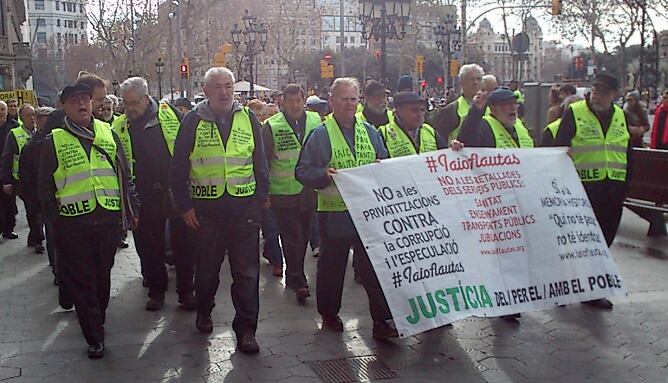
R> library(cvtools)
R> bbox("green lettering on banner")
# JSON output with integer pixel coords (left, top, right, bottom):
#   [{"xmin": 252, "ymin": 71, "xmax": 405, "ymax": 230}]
[{"xmin": 405, "ymin": 284, "xmax": 493, "ymax": 325}]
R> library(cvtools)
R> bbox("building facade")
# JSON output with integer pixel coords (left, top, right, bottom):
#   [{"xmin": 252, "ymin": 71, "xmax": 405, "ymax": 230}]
[
  {"xmin": 27, "ymin": 0, "xmax": 87, "ymax": 100},
  {"xmin": 0, "ymin": 0, "xmax": 32, "ymax": 90}
]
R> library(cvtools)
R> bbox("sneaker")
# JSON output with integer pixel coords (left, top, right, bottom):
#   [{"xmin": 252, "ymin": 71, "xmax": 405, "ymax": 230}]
[
  {"xmin": 2, "ymin": 232, "xmax": 18, "ymax": 240},
  {"xmin": 295, "ymin": 287, "xmax": 310, "ymax": 303},
  {"xmin": 372, "ymin": 321, "xmax": 399, "ymax": 340},
  {"xmin": 237, "ymin": 333, "xmax": 260, "ymax": 354},
  {"xmin": 196, "ymin": 312, "xmax": 213, "ymax": 334},
  {"xmin": 321, "ymin": 315, "xmax": 344, "ymax": 332},
  {"xmin": 178, "ymin": 294, "xmax": 197, "ymax": 311},
  {"xmin": 582, "ymin": 299, "xmax": 613, "ymax": 310},
  {"xmin": 145, "ymin": 296, "xmax": 165, "ymax": 311},
  {"xmin": 87, "ymin": 342, "xmax": 104, "ymax": 359}
]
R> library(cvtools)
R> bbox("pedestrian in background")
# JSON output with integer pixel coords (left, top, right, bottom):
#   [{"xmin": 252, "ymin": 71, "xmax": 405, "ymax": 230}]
[
  {"xmin": 624, "ymin": 90, "xmax": 650, "ymax": 147},
  {"xmin": 651, "ymin": 89, "xmax": 668, "ymax": 150}
]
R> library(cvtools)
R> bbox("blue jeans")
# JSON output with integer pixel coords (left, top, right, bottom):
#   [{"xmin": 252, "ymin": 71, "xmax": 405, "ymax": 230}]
[{"xmin": 262, "ymin": 207, "xmax": 283, "ymax": 266}]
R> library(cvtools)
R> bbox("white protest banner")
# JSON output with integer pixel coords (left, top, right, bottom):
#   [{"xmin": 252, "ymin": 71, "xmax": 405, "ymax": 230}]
[{"xmin": 333, "ymin": 147, "xmax": 626, "ymax": 338}]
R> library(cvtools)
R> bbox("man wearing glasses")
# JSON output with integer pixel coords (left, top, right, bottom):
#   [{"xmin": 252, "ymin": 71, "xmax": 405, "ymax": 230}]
[
  {"xmin": 550, "ymin": 73, "xmax": 631, "ymax": 310},
  {"xmin": 378, "ymin": 92, "xmax": 447, "ymax": 157}
]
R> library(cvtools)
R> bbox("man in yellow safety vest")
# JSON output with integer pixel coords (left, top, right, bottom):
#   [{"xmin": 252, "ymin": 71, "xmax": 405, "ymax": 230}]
[{"xmin": 433, "ymin": 63, "xmax": 484, "ymax": 143}]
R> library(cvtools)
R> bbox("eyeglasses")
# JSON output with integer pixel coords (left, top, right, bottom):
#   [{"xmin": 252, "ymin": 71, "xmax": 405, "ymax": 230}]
[{"xmin": 102, "ymin": 107, "xmax": 112, "ymax": 111}]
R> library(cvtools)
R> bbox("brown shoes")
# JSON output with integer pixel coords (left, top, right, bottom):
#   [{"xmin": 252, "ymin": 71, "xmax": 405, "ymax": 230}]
[
  {"xmin": 237, "ymin": 333, "xmax": 260, "ymax": 353},
  {"xmin": 372, "ymin": 321, "xmax": 399, "ymax": 340},
  {"xmin": 321, "ymin": 315, "xmax": 344, "ymax": 332}
]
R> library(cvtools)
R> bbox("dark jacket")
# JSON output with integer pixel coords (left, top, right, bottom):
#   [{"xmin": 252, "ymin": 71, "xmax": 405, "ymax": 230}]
[
  {"xmin": 432, "ymin": 100, "xmax": 461, "ymax": 141},
  {"xmin": 1, "ymin": 126, "xmax": 32, "ymax": 185},
  {"xmin": 262, "ymin": 112, "xmax": 316, "ymax": 210},
  {"xmin": 295, "ymin": 116, "xmax": 388, "ymax": 238},
  {"xmin": 384, "ymin": 117, "xmax": 448, "ymax": 154},
  {"xmin": 0, "ymin": 119, "xmax": 19, "ymax": 184},
  {"xmin": 361, "ymin": 106, "xmax": 391, "ymax": 127},
  {"xmin": 170, "ymin": 100, "xmax": 268, "ymax": 219},
  {"xmin": 38, "ymin": 117, "xmax": 139, "ymax": 226},
  {"xmin": 125, "ymin": 98, "xmax": 183, "ymax": 211}
]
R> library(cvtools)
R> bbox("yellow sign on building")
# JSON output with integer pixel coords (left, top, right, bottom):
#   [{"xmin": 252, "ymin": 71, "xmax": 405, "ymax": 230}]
[{"xmin": 0, "ymin": 90, "xmax": 38, "ymax": 107}]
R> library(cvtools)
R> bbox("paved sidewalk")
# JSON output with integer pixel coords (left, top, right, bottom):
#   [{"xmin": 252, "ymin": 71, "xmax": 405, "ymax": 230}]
[{"xmin": 1, "ymin": 207, "xmax": 667, "ymax": 382}]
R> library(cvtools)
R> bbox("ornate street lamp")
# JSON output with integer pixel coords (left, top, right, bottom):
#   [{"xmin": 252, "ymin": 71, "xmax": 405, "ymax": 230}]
[
  {"xmin": 155, "ymin": 58, "xmax": 165, "ymax": 100},
  {"xmin": 434, "ymin": 13, "xmax": 461, "ymax": 88},
  {"xmin": 359, "ymin": 0, "xmax": 412, "ymax": 86},
  {"xmin": 231, "ymin": 10, "xmax": 268, "ymax": 96}
]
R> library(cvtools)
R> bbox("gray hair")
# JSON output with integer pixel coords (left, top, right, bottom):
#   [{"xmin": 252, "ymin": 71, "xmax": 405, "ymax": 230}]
[
  {"xmin": 120, "ymin": 77, "xmax": 149, "ymax": 97},
  {"xmin": 330, "ymin": 77, "xmax": 360, "ymax": 96},
  {"xmin": 482, "ymin": 74, "xmax": 497, "ymax": 84},
  {"xmin": 0, "ymin": 101, "xmax": 7, "ymax": 108},
  {"xmin": 459, "ymin": 63, "xmax": 484, "ymax": 79},
  {"xmin": 204, "ymin": 67, "xmax": 235, "ymax": 87},
  {"xmin": 107, "ymin": 94, "xmax": 119, "ymax": 107}
]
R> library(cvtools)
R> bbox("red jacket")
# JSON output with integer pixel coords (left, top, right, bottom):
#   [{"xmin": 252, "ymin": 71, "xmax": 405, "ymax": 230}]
[{"xmin": 651, "ymin": 103, "xmax": 668, "ymax": 149}]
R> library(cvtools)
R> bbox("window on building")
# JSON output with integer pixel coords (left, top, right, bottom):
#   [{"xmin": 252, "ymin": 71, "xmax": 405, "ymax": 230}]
[
  {"xmin": 66, "ymin": 2, "xmax": 72, "ymax": 12},
  {"xmin": 36, "ymin": 18, "xmax": 46, "ymax": 27},
  {"xmin": 57, "ymin": 32, "xmax": 61, "ymax": 43},
  {"xmin": 57, "ymin": 19, "xmax": 60, "ymax": 27},
  {"xmin": 35, "ymin": 0, "xmax": 45, "ymax": 10},
  {"xmin": 81, "ymin": 21, "xmax": 85, "ymax": 29},
  {"xmin": 36, "ymin": 31, "xmax": 46, "ymax": 44},
  {"xmin": 80, "ymin": 3, "xmax": 84, "ymax": 13},
  {"xmin": 56, "ymin": 1, "xmax": 60, "ymax": 10},
  {"xmin": 350, "ymin": 36, "xmax": 355, "ymax": 44},
  {"xmin": 74, "ymin": 34, "xmax": 78, "ymax": 44}
]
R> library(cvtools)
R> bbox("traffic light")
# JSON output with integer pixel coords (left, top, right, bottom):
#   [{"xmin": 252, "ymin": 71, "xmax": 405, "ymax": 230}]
[
  {"xmin": 551, "ymin": 0, "xmax": 562, "ymax": 15},
  {"xmin": 420, "ymin": 80, "xmax": 427, "ymax": 89},
  {"xmin": 437, "ymin": 76, "xmax": 444, "ymax": 86},
  {"xmin": 180, "ymin": 63, "xmax": 189, "ymax": 79},
  {"xmin": 415, "ymin": 55, "xmax": 425, "ymax": 76}
]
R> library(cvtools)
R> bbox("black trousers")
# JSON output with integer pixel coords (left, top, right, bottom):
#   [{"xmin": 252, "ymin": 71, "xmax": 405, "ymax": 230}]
[
  {"xmin": 20, "ymin": 196, "xmax": 44, "ymax": 246},
  {"xmin": 273, "ymin": 207, "xmax": 312, "ymax": 289},
  {"xmin": 586, "ymin": 183, "xmax": 626, "ymax": 247},
  {"xmin": 0, "ymin": 192, "xmax": 16, "ymax": 235},
  {"xmin": 191, "ymin": 214, "xmax": 260, "ymax": 336},
  {"xmin": 316, "ymin": 231, "xmax": 392, "ymax": 323},
  {"xmin": 133, "ymin": 207, "xmax": 194, "ymax": 298},
  {"xmin": 55, "ymin": 220, "xmax": 117, "ymax": 346}
]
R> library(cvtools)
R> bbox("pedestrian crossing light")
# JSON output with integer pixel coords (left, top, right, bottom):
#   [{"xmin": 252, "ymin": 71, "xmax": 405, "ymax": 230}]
[
  {"xmin": 551, "ymin": 0, "xmax": 562, "ymax": 15},
  {"xmin": 180, "ymin": 63, "xmax": 189, "ymax": 79}
]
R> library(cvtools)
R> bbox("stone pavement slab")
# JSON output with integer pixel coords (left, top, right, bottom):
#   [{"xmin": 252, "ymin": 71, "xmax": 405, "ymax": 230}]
[{"xmin": 1, "ymin": 207, "xmax": 667, "ymax": 382}]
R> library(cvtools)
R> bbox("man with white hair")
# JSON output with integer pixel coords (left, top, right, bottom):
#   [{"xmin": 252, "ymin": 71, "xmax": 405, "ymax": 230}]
[
  {"xmin": 112, "ymin": 77, "xmax": 194, "ymax": 312},
  {"xmin": 296, "ymin": 77, "xmax": 397, "ymax": 340},
  {"xmin": 433, "ymin": 63, "xmax": 484, "ymax": 143},
  {"xmin": 481, "ymin": 74, "xmax": 498, "ymax": 93},
  {"xmin": 170, "ymin": 67, "xmax": 268, "ymax": 353}
]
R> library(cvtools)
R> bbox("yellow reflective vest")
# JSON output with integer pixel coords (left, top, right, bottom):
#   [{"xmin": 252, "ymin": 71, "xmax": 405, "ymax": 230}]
[
  {"xmin": 52, "ymin": 120, "xmax": 121, "ymax": 217},
  {"xmin": 483, "ymin": 115, "xmax": 534, "ymax": 148},
  {"xmin": 378, "ymin": 121, "xmax": 437, "ymax": 157},
  {"xmin": 570, "ymin": 100, "xmax": 629, "ymax": 182},
  {"xmin": 9, "ymin": 126, "xmax": 31, "ymax": 180},
  {"xmin": 267, "ymin": 111, "xmax": 321, "ymax": 196},
  {"xmin": 449, "ymin": 96, "xmax": 470, "ymax": 143},
  {"xmin": 317, "ymin": 118, "xmax": 376, "ymax": 212},
  {"xmin": 189, "ymin": 108, "xmax": 256, "ymax": 199}
]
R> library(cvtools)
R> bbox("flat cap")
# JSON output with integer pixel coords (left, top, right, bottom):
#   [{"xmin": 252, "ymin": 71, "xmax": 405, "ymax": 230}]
[
  {"xmin": 60, "ymin": 83, "xmax": 93, "ymax": 103},
  {"xmin": 592, "ymin": 72, "xmax": 620, "ymax": 91},
  {"xmin": 486, "ymin": 88, "xmax": 517, "ymax": 105},
  {"xmin": 306, "ymin": 95, "xmax": 328, "ymax": 106},
  {"xmin": 393, "ymin": 92, "xmax": 426, "ymax": 107}
]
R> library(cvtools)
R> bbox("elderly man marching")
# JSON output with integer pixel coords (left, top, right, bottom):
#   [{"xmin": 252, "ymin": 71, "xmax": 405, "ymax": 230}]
[
  {"xmin": 433, "ymin": 64, "xmax": 484, "ymax": 143},
  {"xmin": 262, "ymin": 84, "xmax": 321, "ymax": 303},
  {"xmin": 296, "ymin": 77, "xmax": 398, "ymax": 339},
  {"xmin": 170, "ymin": 67, "xmax": 268, "ymax": 353},
  {"xmin": 112, "ymin": 77, "xmax": 195, "ymax": 312},
  {"xmin": 38, "ymin": 83, "xmax": 138, "ymax": 358}
]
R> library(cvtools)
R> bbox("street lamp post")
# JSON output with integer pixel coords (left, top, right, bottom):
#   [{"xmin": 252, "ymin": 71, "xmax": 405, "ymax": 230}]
[
  {"xmin": 231, "ymin": 10, "xmax": 268, "ymax": 97},
  {"xmin": 434, "ymin": 14, "xmax": 461, "ymax": 89},
  {"xmin": 359, "ymin": 0, "xmax": 411, "ymax": 86},
  {"xmin": 155, "ymin": 58, "xmax": 165, "ymax": 100}
]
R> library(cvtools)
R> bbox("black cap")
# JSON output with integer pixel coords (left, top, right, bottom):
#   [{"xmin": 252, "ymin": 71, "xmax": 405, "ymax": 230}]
[
  {"xmin": 393, "ymin": 92, "xmax": 426, "ymax": 107},
  {"xmin": 173, "ymin": 98, "xmax": 193, "ymax": 110},
  {"xmin": 364, "ymin": 80, "xmax": 388, "ymax": 97},
  {"xmin": 592, "ymin": 72, "xmax": 620, "ymax": 91},
  {"xmin": 486, "ymin": 89, "xmax": 517, "ymax": 105},
  {"xmin": 60, "ymin": 83, "xmax": 92, "ymax": 103}
]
